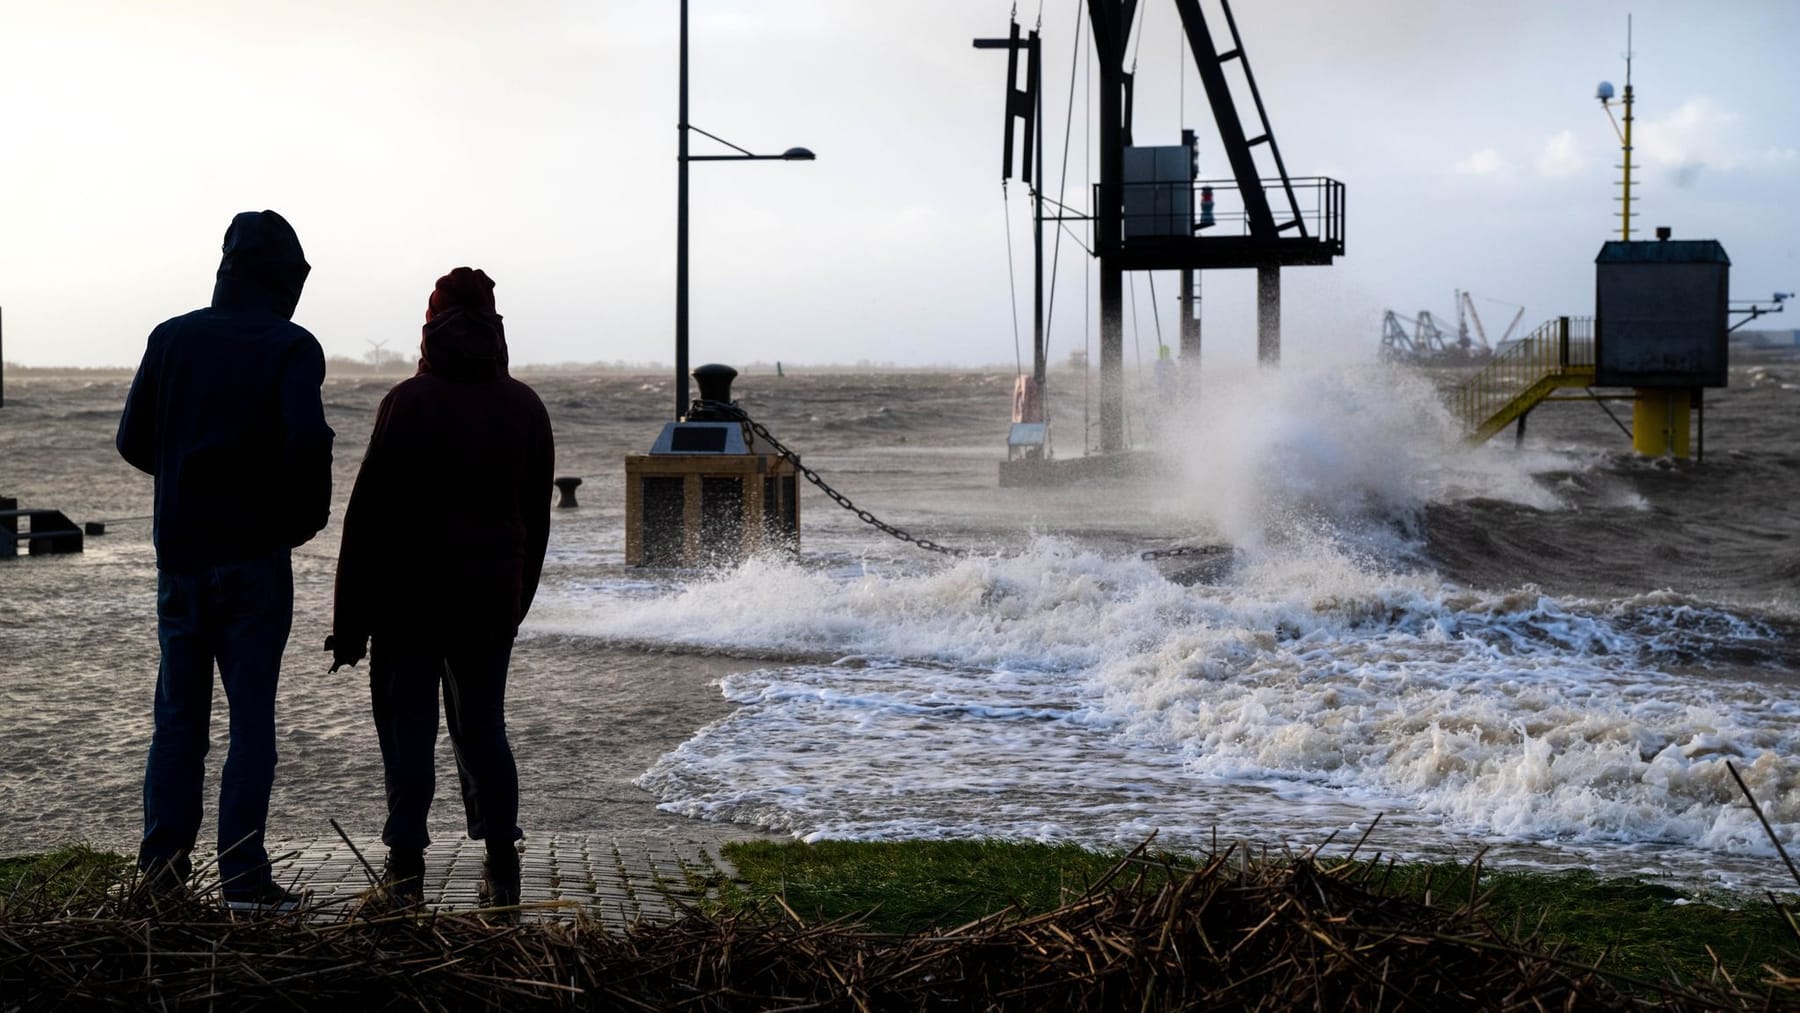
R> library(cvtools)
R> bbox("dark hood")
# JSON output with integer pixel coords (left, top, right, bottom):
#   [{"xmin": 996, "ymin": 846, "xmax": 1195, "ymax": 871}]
[
  {"xmin": 419, "ymin": 308, "xmax": 509, "ymax": 382},
  {"xmin": 210, "ymin": 210, "xmax": 310, "ymax": 319}
]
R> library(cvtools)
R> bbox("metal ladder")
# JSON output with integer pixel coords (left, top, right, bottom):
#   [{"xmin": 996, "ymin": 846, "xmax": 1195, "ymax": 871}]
[{"xmin": 1174, "ymin": 0, "xmax": 1309, "ymax": 239}]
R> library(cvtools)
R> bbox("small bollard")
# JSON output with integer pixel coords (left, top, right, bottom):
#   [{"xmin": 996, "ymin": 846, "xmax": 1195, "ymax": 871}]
[
  {"xmin": 554, "ymin": 476, "xmax": 582, "ymax": 509},
  {"xmin": 84, "ymin": 522, "xmax": 106, "ymax": 536}
]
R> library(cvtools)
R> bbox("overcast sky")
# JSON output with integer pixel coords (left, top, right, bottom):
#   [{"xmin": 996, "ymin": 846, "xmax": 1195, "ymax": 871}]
[{"xmin": 1, "ymin": 1, "xmax": 1795, "ymax": 370}]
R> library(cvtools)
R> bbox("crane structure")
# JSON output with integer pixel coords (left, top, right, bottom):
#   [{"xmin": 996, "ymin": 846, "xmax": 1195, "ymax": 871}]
[
  {"xmin": 1380, "ymin": 291, "xmax": 1525, "ymax": 365},
  {"xmin": 986, "ymin": 0, "xmax": 1346, "ymax": 486},
  {"xmin": 1380, "ymin": 310, "xmax": 1461, "ymax": 362},
  {"xmin": 1460, "ymin": 291, "xmax": 1526, "ymax": 351}
]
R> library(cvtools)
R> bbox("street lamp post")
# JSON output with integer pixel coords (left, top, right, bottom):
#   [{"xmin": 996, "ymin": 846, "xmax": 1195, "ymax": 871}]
[{"xmin": 674, "ymin": 0, "xmax": 814, "ymax": 420}]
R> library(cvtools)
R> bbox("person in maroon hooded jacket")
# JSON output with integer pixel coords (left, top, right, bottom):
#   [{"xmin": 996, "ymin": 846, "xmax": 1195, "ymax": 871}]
[{"xmin": 330, "ymin": 267, "xmax": 554, "ymax": 910}]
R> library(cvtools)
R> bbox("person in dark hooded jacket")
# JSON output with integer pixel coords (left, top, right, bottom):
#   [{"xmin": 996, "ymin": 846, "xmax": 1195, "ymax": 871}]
[
  {"xmin": 117, "ymin": 209, "xmax": 333, "ymax": 912},
  {"xmin": 330, "ymin": 267, "xmax": 554, "ymax": 909}
]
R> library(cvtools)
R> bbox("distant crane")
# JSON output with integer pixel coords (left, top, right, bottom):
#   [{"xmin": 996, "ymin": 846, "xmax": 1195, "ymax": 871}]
[
  {"xmin": 1380, "ymin": 310, "xmax": 1460, "ymax": 361},
  {"xmin": 1381, "ymin": 290, "xmax": 1526, "ymax": 364},
  {"xmin": 1460, "ymin": 291, "xmax": 1527, "ymax": 351}
]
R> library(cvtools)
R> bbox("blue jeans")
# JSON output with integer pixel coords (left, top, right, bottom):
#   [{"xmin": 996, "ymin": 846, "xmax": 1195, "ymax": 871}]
[
  {"xmin": 140, "ymin": 551, "xmax": 292, "ymax": 892},
  {"xmin": 370, "ymin": 639, "xmax": 521, "ymax": 850}
]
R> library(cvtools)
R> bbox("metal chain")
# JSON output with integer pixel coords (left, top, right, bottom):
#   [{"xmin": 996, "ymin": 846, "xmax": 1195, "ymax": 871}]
[
  {"xmin": 700, "ymin": 402, "xmax": 1222, "ymax": 564},
  {"xmin": 705, "ymin": 403, "xmax": 968, "ymax": 557}
]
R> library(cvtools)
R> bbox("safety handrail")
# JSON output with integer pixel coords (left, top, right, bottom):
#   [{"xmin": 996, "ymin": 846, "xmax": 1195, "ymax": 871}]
[
  {"xmin": 1452, "ymin": 316, "xmax": 1594, "ymax": 435},
  {"xmin": 1112, "ymin": 176, "xmax": 1345, "ymax": 251}
]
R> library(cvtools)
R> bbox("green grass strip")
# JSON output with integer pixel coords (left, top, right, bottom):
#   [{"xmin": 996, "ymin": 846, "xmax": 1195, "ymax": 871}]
[
  {"xmin": 1382, "ymin": 862, "xmax": 1796, "ymax": 986},
  {"xmin": 718, "ymin": 839, "xmax": 1189, "ymax": 934},
  {"xmin": 723, "ymin": 839, "xmax": 1799, "ymax": 986},
  {"xmin": 0, "ymin": 845, "xmax": 131, "ymax": 908},
  {"xmin": 5, "ymin": 840, "xmax": 1796, "ymax": 990}
]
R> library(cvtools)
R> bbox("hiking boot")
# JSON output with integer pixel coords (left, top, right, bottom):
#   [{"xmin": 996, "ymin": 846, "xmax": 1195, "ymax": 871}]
[
  {"xmin": 478, "ymin": 842, "xmax": 521, "ymax": 910},
  {"xmin": 223, "ymin": 881, "xmax": 309, "ymax": 915},
  {"xmin": 381, "ymin": 848, "xmax": 426, "ymax": 907}
]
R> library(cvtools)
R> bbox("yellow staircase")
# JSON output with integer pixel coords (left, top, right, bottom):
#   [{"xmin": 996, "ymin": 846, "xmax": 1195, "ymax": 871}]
[{"xmin": 1452, "ymin": 316, "xmax": 1594, "ymax": 443}]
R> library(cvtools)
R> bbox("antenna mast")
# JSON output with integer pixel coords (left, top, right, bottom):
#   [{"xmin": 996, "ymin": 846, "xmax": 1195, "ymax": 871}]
[
  {"xmin": 1620, "ymin": 15, "xmax": 1635, "ymax": 241},
  {"xmin": 1597, "ymin": 16, "xmax": 1637, "ymax": 241}
]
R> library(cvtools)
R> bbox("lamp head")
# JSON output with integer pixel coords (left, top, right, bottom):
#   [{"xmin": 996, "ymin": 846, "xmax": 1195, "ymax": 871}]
[{"xmin": 781, "ymin": 147, "xmax": 816, "ymax": 161}]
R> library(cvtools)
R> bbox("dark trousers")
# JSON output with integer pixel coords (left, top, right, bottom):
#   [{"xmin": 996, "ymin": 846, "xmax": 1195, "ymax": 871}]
[
  {"xmin": 141, "ymin": 551, "xmax": 292, "ymax": 891},
  {"xmin": 370, "ymin": 638, "xmax": 520, "ymax": 850}
]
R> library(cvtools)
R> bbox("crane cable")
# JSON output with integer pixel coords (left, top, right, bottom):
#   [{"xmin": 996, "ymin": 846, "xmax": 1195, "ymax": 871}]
[
  {"xmin": 1147, "ymin": 270, "xmax": 1165, "ymax": 350},
  {"xmin": 1082, "ymin": 4, "xmax": 1094, "ymax": 454},
  {"xmin": 1000, "ymin": 2, "xmax": 1028, "ymax": 381},
  {"xmin": 1126, "ymin": 274, "xmax": 1141, "ymax": 447},
  {"xmin": 1002, "ymin": 181, "xmax": 1024, "ymax": 377},
  {"xmin": 1042, "ymin": 0, "xmax": 1085, "ymax": 356}
]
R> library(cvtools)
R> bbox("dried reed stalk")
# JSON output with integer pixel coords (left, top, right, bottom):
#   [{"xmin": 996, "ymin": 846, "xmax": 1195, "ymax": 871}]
[{"xmin": 1, "ymin": 844, "xmax": 1793, "ymax": 1011}]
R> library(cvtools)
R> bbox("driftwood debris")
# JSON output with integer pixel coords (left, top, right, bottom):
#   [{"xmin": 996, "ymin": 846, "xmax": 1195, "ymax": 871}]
[{"xmin": 5, "ymin": 839, "xmax": 1796, "ymax": 1011}]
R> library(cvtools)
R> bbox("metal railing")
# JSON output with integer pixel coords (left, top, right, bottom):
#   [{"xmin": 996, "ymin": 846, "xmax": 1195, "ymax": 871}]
[
  {"xmin": 1113, "ymin": 176, "xmax": 1345, "ymax": 252},
  {"xmin": 1452, "ymin": 316, "xmax": 1594, "ymax": 435}
]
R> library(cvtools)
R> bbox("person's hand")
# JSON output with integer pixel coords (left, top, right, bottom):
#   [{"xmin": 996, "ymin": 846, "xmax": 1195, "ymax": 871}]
[{"xmin": 325, "ymin": 634, "xmax": 366, "ymax": 673}]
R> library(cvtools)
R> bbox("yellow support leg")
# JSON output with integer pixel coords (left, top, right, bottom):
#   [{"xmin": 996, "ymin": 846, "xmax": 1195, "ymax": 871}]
[{"xmin": 1631, "ymin": 388, "xmax": 1692, "ymax": 458}]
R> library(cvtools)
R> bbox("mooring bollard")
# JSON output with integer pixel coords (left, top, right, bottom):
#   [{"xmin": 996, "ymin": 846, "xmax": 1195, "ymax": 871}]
[
  {"xmin": 623, "ymin": 364, "xmax": 801, "ymax": 567},
  {"xmin": 554, "ymin": 476, "xmax": 582, "ymax": 508}
]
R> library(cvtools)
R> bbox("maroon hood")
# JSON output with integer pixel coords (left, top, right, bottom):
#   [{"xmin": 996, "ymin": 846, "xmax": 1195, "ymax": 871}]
[
  {"xmin": 417, "ymin": 267, "xmax": 508, "ymax": 381},
  {"xmin": 419, "ymin": 308, "xmax": 508, "ymax": 381}
]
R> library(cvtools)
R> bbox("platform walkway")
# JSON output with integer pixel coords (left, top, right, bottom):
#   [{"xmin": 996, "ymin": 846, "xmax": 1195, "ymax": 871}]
[{"xmin": 252, "ymin": 828, "xmax": 776, "ymax": 929}]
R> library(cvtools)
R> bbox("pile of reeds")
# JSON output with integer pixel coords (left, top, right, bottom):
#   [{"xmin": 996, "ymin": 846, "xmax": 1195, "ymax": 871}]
[{"xmin": 4, "ymin": 841, "xmax": 1796, "ymax": 1011}]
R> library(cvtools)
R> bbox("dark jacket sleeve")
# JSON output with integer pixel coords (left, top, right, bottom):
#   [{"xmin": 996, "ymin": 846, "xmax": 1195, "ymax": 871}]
[
  {"xmin": 276, "ymin": 336, "xmax": 334, "ymax": 547},
  {"xmin": 116, "ymin": 336, "xmax": 161, "ymax": 475},
  {"xmin": 516, "ymin": 395, "xmax": 555, "ymax": 625},
  {"xmin": 333, "ymin": 388, "xmax": 401, "ymax": 651}
]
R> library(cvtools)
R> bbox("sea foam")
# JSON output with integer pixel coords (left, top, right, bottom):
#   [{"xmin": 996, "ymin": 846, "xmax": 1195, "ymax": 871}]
[
  {"xmin": 540, "ymin": 537, "xmax": 1798, "ymax": 886},
  {"xmin": 536, "ymin": 365, "xmax": 1796, "ymax": 889}
]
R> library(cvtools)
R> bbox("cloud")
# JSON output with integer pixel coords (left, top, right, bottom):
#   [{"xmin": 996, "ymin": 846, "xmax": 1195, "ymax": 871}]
[
  {"xmin": 1453, "ymin": 148, "xmax": 1512, "ymax": 176},
  {"xmin": 1669, "ymin": 164, "xmax": 1705, "ymax": 189},
  {"xmin": 1450, "ymin": 132, "xmax": 1583, "ymax": 183},
  {"xmin": 1636, "ymin": 97, "xmax": 1742, "ymax": 180},
  {"xmin": 1628, "ymin": 98, "xmax": 1800, "ymax": 190},
  {"xmin": 1534, "ymin": 130, "xmax": 1584, "ymax": 178}
]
